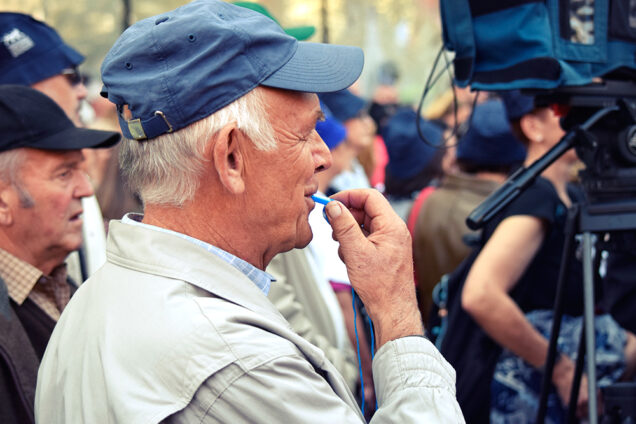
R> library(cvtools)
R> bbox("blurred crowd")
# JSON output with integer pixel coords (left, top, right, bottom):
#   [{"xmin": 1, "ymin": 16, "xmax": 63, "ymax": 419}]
[{"xmin": 1, "ymin": 1, "xmax": 636, "ymax": 424}]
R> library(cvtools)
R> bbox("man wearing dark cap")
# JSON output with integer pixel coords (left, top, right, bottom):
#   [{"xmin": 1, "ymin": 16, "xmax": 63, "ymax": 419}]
[
  {"xmin": 412, "ymin": 99, "xmax": 526, "ymax": 324},
  {"xmin": 35, "ymin": 1, "xmax": 463, "ymax": 422},
  {"xmin": 0, "ymin": 85, "xmax": 119, "ymax": 424}
]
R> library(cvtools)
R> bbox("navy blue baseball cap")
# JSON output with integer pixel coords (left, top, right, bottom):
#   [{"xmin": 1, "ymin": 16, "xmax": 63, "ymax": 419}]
[
  {"xmin": 101, "ymin": 0, "xmax": 364, "ymax": 141},
  {"xmin": 499, "ymin": 90, "xmax": 535, "ymax": 120},
  {"xmin": 381, "ymin": 107, "xmax": 442, "ymax": 180},
  {"xmin": 316, "ymin": 116, "xmax": 347, "ymax": 150},
  {"xmin": 456, "ymin": 100, "xmax": 526, "ymax": 166},
  {"xmin": 0, "ymin": 85, "xmax": 120, "ymax": 153},
  {"xmin": 318, "ymin": 89, "xmax": 367, "ymax": 122},
  {"xmin": 0, "ymin": 13, "xmax": 84, "ymax": 85}
]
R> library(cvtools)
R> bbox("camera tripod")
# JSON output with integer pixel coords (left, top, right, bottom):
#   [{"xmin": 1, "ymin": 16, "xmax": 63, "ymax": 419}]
[{"xmin": 535, "ymin": 197, "xmax": 636, "ymax": 424}]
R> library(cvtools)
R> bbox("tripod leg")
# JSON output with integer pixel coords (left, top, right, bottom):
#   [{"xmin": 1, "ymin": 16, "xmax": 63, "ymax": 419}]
[
  {"xmin": 583, "ymin": 231, "xmax": 598, "ymax": 423},
  {"xmin": 567, "ymin": 322, "xmax": 586, "ymax": 423},
  {"xmin": 537, "ymin": 205, "xmax": 580, "ymax": 423}
]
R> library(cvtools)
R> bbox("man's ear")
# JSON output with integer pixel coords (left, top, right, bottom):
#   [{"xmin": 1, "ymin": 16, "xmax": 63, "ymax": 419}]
[
  {"xmin": 210, "ymin": 123, "xmax": 246, "ymax": 194},
  {"xmin": 0, "ymin": 185, "xmax": 15, "ymax": 226}
]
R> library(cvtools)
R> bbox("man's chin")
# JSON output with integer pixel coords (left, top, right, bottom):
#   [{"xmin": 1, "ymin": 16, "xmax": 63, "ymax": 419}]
[
  {"xmin": 64, "ymin": 234, "xmax": 85, "ymax": 255},
  {"xmin": 295, "ymin": 227, "xmax": 314, "ymax": 249}
]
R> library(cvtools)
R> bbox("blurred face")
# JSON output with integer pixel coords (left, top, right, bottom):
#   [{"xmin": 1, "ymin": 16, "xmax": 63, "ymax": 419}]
[
  {"xmin": 242, "ymin": 88, "xmax": 331, "ymax": 255},
  {"xmin": 31, "ymin": 70, "xmax": 87, "ymax": 126},
  {"xmin": 330, "ymin": 142, "xmax": 354, "ymax": 176},
  {"xmin": 441, "ymin": 142, "xmax": 458, "ymax": 176},
  {"xmin": 7, "ymin": 149, "xmax": 94, "ymax": 270},
  {"xmin": 344, "ymin": 114, "xmax": 376, "ymax": 152}
]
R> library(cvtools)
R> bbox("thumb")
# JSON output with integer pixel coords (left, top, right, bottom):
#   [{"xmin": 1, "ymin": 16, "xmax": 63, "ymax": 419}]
[{"xmin": 324, "ymin": 201, "xmax": 367, "ymax": 249}]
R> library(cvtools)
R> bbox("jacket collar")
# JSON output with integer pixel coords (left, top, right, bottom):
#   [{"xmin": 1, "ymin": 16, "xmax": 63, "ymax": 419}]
[{"xmin": 106, "ymin": 220, "xmax": 283, "ymax": 324}]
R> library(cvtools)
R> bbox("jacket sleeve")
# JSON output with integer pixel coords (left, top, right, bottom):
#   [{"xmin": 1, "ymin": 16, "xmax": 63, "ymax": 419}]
[
  {"xmin": 371, "ymin": 336, "xmax": 465, "ymax": 423},
  {"xmin": 164, "ymin": 337, "xmax": 465, "ymax": 423}
]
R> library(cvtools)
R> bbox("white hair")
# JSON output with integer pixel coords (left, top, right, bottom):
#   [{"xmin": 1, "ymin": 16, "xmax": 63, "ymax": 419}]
[
  {"xmin": 0, "ymin": 149, "xmax": 34, "ymax": 207},
  {"xmin": 120, "ymin": 87, "xmax": 276, "ymax": 207}
]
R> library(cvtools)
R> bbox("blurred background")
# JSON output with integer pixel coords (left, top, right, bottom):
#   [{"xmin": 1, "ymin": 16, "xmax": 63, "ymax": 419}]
[{"xmin": 0, "ymin": 0, "xmax": 446, "ymax": 106}]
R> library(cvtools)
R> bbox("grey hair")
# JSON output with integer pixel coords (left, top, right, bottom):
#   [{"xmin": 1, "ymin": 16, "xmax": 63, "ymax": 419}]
[
  {"xmin": 120, "ymin": 87, "xmax": 276, "ymax": 207},
  {"xmin": 0, "ymin": 149, "xmax": 34, "ymax": 208}
]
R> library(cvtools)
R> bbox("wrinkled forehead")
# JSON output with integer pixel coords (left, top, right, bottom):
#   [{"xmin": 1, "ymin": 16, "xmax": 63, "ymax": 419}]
[
  {"xmin": 19, "ymin": 148, "xmax": 85, "ymax": 172},
  {"xmin": 261, "ymin": 88, "xmax": 321, "ymax": 121}
]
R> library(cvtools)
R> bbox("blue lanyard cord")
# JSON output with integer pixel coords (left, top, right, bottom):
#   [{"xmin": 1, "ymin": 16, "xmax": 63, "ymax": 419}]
[
  {"xmin": 368, "ymin": 311, "xmax": 377, "ymax": 412},
  {"xmin": 351, "ymin": 287, "xmax": 377, "ymax": 417}
]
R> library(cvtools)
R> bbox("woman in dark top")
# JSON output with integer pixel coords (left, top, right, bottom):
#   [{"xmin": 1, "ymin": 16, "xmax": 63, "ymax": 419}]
[{"xmin": 461, "ymin": 95, "xmax": 635, "ymax": 423}]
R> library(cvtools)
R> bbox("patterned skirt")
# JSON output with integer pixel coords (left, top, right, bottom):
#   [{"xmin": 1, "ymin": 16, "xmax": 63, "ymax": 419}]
[{"xmin": 490, "ymin": 310, "xmax": 626, "ymax": 424}]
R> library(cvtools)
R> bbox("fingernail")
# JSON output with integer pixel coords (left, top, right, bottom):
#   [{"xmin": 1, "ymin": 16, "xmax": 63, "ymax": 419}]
[{"xmin": 325, "ymin": 201, "xmax": 341, "ymax": 219}]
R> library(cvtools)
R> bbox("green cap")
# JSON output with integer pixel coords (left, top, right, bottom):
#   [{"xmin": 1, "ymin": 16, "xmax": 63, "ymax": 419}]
[{"xmin": 232, "ymin": 1, "xmax": 316, "ymax": 41}]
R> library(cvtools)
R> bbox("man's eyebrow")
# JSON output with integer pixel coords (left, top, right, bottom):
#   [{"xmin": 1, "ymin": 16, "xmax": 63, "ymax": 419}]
[
  {"xmin": 51, "ymin": 157, "xmax": 82, "ymax": 173},
  {"xmin": 304, "ymin": 110, "xmax": 325, "ymax": 135}
]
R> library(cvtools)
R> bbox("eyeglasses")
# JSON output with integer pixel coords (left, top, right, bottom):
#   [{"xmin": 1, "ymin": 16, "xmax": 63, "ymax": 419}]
[{"xmin": 61, "ymin": 67, "xmax": 83, "ymax": 86}]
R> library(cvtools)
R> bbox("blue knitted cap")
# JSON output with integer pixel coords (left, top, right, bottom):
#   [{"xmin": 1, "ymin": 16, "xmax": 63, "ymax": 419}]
[
  {"xmin": 381, "ymin": 107, "xmax": 443, "ymax": 179},
  {"xmin": 316, "ymin": 116, "xmax": 346, "ymax": 150},
  {"xmin": 318, "ymin": 89, "xmax": 367, "ymax": 122}
]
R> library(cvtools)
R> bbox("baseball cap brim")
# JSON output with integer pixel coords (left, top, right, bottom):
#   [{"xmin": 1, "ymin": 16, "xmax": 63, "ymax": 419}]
[
  {"xmin": 35, "ymin": 126, "xmax": 121, "ymax": 151},
  {"xmin": 284, "ymin": 26, "xmax": 315, "ymax": 41},
  {"xmin": 261, "ymin": 41, "xmax": 363, "ymax": 93}
]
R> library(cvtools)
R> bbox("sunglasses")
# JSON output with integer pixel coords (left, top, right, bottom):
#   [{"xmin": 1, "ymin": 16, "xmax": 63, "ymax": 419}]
[{"xmin": 61, "ymin": 67, "xmax": 83, "ymax": 86}]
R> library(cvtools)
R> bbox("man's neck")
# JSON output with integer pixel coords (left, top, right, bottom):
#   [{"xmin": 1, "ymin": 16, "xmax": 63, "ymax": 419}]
[
  {"xmin": 143, "ymin": 202, "xmax": 268, "ymax": 270},
  {"xmin": 0, "ymin": 233, "xmax": 65, "ymax": 275}
]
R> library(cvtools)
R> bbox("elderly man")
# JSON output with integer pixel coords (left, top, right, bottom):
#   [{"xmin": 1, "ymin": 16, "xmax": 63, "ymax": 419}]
[
  {"xmin": 0, "ymin": 85, "xmax": 119, "ymax": 424},
  {"xmin": 35, "ymin": 1, "xmax": 463, "ymax": 423}
]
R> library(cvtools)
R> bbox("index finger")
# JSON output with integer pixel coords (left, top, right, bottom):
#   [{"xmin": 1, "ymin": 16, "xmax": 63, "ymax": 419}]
[{"xmin": 330, "ymin": 189, "xmax": 397, "ymax": 228}]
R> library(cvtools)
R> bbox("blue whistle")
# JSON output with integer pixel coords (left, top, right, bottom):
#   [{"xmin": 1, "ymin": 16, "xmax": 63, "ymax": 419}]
[{"xmin": 311, "ymin": 194, "xmax": 332, "ymax": 224}]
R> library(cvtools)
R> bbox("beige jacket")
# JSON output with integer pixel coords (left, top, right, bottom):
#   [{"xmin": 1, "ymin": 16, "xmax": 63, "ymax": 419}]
[{"xmin": 36, "ymin": 220, "xmax": 464, "ymax": 423}]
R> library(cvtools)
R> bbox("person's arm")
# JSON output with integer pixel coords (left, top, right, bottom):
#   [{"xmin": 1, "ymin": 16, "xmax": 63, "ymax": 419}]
[
  {"xmin": 326, "ymin": 189, "xmax": 464, "ymax": 422},
  {"xmin": 461, "ymin": 215, "xmax": 588, "ymax": 412},
  {"xmin": 166, "ymin": 342, "xmax": 462, "ymax": 424},
  {"xmin": 170, "ymin": 189, "xmax": 463, "ymax": 424},
  {"xmin": 326, "ymin": 190, "xmax": 423, "ymax": 346}
]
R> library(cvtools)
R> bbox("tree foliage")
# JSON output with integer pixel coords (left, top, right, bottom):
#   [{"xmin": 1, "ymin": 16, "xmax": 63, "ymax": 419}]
[{"xmin": 2, "ymin": 0, "xmax": 446, "ymax": 103}]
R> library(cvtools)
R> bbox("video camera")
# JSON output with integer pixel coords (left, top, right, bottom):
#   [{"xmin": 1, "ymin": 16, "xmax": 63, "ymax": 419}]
[
  {"xmin": 438, "ymin": 1, "xmax": 636, "ymax": 423},
  {"xmin": 436, "ymin": 0, "xmax": 636, "ymax": 230}
]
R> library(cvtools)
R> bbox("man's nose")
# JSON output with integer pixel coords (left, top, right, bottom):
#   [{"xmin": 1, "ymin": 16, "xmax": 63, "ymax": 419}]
[
  {"xmin": 74, "ymin": 171, "xmax": 95, "ymax": 198},
  {"xmin": 314, "ymin": 132, "xmax": 333, "ymax": 173}
]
